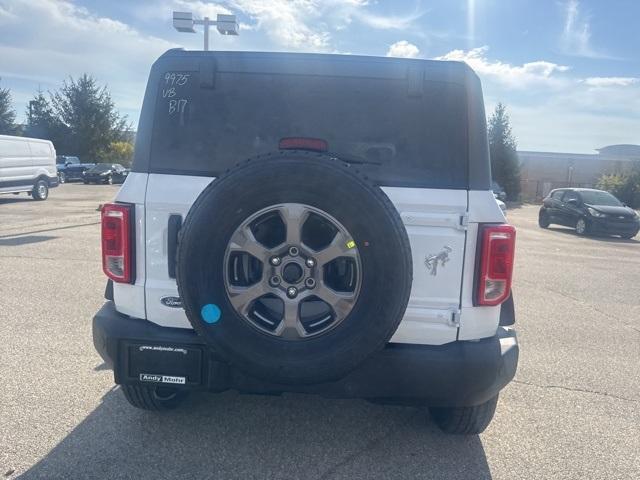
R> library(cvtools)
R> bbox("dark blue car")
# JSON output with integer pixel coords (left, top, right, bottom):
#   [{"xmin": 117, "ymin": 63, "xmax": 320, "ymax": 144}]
[
  {"xmin": 56, "ymin": 156, "xmax": 95, "ymax": 183},
  {"xmin": 539, "ymin": 188, "xmax": 639, "ymax": 239}
]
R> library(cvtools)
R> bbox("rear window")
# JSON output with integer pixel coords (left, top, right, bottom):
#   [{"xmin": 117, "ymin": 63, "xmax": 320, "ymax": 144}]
[{"xmin": 149, "ymin": 71, "xmax": 468, "ymax": 188}]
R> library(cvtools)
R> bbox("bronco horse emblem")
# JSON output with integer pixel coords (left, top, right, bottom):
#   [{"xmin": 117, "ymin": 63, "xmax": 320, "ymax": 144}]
[{"xmin": 425, "ymin": 246, "xmax": 452, "ymax": 276}]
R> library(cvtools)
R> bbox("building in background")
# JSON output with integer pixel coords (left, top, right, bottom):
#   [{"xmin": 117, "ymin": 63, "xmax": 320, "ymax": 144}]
[{"xmin": 518, "ymin": 144, "xmax": 640, "ymax": 201}]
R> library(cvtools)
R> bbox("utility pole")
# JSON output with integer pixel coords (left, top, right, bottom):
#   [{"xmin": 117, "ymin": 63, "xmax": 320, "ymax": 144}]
[{"xmin": 173, "ymin": 12, "xmax": 239, "ymax": 51}]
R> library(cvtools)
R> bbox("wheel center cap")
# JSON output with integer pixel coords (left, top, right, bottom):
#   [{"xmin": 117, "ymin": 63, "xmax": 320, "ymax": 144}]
[{"xmin": 282, "ymin": 262, "xmax": 303, "ymax": 284}]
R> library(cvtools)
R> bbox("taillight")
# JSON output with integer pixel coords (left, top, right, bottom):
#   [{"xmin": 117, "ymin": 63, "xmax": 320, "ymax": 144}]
[
  {"xmin": 101, "ymin": 203, "xmax": 134, "ymax": 284},
  {"xmin": 476, "ymin": 224, "xmax": 516, "ymax": 306},
  {"xmin": 279, "ymin": 137, "xmax": 328, "ymax": 152}
]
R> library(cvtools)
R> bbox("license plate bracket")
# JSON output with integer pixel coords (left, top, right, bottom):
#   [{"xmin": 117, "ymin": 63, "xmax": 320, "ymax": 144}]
[{"xmin": 123, "ymin": 342, "xmax": 203, "ymax": 387}]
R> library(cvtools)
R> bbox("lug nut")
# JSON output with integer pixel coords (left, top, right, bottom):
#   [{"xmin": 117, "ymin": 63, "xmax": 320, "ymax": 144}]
[
  {"xmin": 305, "ymin": 278, "xmax": 316, "ymax": 289},
  {"xmin": 305, "ymin": 257, "xmax": 316, "ymax": 268},
  {"xmin": 270, "ymin": 256, "xmax": 281, "ymax": 266},
  {"xmin": 288, "ymin": 246, "xmax": 299, "ymax": 257},
  {"xmin": 287, "ymin": 286, "xmax": 298, "ymax": 298},
  {"xmin": 270, "ymin": 276, "xmax": 281, "ymax": 286}
]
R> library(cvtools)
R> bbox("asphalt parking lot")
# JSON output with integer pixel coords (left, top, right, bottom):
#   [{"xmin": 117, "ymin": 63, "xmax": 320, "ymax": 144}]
[{"xmin": 1, "ymin": 184, "xmax": 638, "ymax": 480}]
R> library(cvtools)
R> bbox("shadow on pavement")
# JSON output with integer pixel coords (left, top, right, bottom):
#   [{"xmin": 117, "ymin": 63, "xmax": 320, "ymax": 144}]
[
  {"xmin": 20, "ymin": 388, "xmax": 491, "ymax": 480},
  {"xmin": 547, "ymin": 227, "xmax": 639, "ymax": 244},
  {"xmin": 0, "ymin": 235, "xmax": 57, "ymax": 246},
  {"xmin": 0, "ymin": 195, "xmax": 34, "ymax": 204}
]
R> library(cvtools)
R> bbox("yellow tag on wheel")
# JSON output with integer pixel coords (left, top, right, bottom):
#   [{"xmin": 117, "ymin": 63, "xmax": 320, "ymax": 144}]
[{"xmin": 346, "ymin": 240, "xmax": 356, "ymax": 249}]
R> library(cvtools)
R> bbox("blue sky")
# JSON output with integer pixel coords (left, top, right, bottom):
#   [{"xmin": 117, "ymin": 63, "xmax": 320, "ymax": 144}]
[{"xmin": 0, "ymin": 0, "xmax": 638, "ymax": 153}]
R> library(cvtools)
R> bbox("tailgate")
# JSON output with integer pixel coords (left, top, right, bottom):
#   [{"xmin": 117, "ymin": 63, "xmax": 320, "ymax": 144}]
[{"xmin": 383, "ymin": 187, "xmax": 467, "ymax": 345}]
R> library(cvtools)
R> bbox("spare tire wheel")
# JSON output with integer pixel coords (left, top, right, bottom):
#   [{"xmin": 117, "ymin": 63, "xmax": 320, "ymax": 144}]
[{"xmin": 176, "ymin": 153, "xmax": 412, "ymax": 385}]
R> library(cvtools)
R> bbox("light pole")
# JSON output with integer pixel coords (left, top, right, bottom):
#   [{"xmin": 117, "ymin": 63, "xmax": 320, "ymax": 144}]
[{"xmin": 173, "ymin": 11, "xmax": 239, "ymax": 51}]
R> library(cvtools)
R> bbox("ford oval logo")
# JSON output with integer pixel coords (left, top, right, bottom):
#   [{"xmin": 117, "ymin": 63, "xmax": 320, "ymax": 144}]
[{"xmin": 160, "ymin": 296, "xmax": 183, "ymax": 308}]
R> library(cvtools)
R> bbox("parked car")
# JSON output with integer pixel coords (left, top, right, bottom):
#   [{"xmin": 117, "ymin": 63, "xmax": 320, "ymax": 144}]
[
  {"xmin": 82, "ymin": 163, "xmax": 128, "ymax": 184},
  {"xmin": 0, "ymin": 134, "xmax": 58, "ymax": 200},
  {"xmin": 56, "ymin": 155, "xmax": 95, "ymax": 183},
  {"xmin": 92, "ymin": 50, "xmax": 518, "ymax": 435},
  {"xmin": 539, "ymin": 188, "xmax": 639, "ymax": 238}
]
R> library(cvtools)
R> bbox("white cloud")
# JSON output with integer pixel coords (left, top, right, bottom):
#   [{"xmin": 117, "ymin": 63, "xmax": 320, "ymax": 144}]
[
  {"xmin": 131, "ymin": 0, "xmax": 425, "ymax": 52},
  {"xmin": 386, "ymin": 41, "xmax": 420, "ymax": 58},
  {"xmin": 583, "ymin": 77, "xmax": 639, "ymax": 87},
  {"xmin": 130, "ymin": 0, "xmax": 231, "ymax": 22},
  {"xmin": 435, "ymin": 46, "xmax": 570, "ymax": 88},
  {"xmin": 224, "ymin": 0, "xmax": 423, "ymax": 51},
  {"xmin": 0, "ymin": 0, "xmax": 172, "ymax": 120},
  {"xmin": 173, "ymin": 0, "xmax": 232, "ymax": 17},
  {"xmin": 228, "ymin": 0, "xmax": 332, "ymax": 50},
  {"xmin": 561, "ymin": 0, "xmax": 590, "ymax": 55},
  {"xmin": 437, "ymin": 45, "xmax": 640, "ymax": 152},
  {"xmin": 560, "ymin": 0, "xmax": 614, "ymax": 59},
  {"xmin": 354, "ymin": 7, "xmax": 426, "ymax": 30}
]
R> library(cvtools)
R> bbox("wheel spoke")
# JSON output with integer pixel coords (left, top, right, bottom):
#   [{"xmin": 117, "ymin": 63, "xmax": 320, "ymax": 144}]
[
  {"xmin": 314, "ymin": 282, "xmax": 357, "ymax": 321},
  {"xmin": 279, "ymin": 204, "xmax": 309, "ymax": 245},
  {"xmin": 228, "ymin": 225, "xmax": 270, "ymax": 261},
  {"xmin": 315, "ymin": 231, "xmax": 358, "ymax": 266},
  {"xmin": 227, "ymin": 282, "xmax": 268, "ymax": 314},
  {"xmin": 276, "ymin": 298, "xmax": 303, "ymax": 339}
]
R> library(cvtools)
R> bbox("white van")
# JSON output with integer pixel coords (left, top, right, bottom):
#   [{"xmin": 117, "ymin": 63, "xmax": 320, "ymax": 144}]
[{"xmin": 0, "ymin": 135, "xmax": 58, "ymax": 200}]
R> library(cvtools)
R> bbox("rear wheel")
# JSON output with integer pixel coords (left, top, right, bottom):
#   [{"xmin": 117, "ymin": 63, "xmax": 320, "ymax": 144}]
[
  {"xmin": 58, "ymin": 172, "xmax": 66, "ymax": 184},
  {"xmin": 121, "ymin": 384, "xmax": 188, "ymax": 411},
  {"xmin": 31, "ymin": 179, "xmax": 49, "ymax": 201},
  {"xmin": 429, "ymin": 395, "xmax": 499, "ymax": 435},
  {"xmin": 621, "ymin": 231, "xmax": 638, "ymax": 239},
  {"xmin": 575, "ymin": 218, "xmax": 589, "ymax": 236}
]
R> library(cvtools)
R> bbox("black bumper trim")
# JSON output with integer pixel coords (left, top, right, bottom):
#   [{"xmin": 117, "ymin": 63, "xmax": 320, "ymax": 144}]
[
  {"xmin": 93, "ymin": 302, "xmax": 519, "ymax": 407},
  {"xmin": 589, "ymin": 218, "xmax": 639, "ymax": 236}
]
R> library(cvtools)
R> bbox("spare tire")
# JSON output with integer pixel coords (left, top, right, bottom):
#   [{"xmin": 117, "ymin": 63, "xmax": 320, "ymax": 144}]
[{"xmin": 176, "ymin": 152, "xmax": 412, "ymax": 385}]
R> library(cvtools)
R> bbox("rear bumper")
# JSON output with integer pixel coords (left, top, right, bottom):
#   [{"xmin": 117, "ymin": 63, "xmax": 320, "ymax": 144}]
[{"xmin": 93, "ymin": 301, "xmax": 519, "ymax": 407}]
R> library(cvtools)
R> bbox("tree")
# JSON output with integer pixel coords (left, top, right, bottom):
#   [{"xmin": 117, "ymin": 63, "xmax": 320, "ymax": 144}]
[
  {"xmin": 50, "ymin": 74, "xmax": 130, "ymax": 160},
  {"xmin": 99, "ymin": 140, "xmax": 135, "ymax": 167},
  {"xmin": 25, "ymin": 89, "xmax": 59, "ymax": 140},
  {"xmin": 0, "ymin": 78, "xmax": 18, "ymax": 135},
  {"xmin": 488, "ymin": 103, "xmax": 521, "ymax": 200},
  {"xmin": 597, "ymin": 162, "xmax": 640, "ymax": 209}
]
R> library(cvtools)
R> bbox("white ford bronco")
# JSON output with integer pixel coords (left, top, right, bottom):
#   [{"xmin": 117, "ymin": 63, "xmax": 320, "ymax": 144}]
[{"xmin": 93, "ymin": 49, "xmax": 518, "ymax": 435}]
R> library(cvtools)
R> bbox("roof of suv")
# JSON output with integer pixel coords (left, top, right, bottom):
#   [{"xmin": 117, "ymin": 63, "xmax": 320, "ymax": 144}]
[{"xmin": 155, "ymin": 48, "xmax": 480, "ymax": 84}]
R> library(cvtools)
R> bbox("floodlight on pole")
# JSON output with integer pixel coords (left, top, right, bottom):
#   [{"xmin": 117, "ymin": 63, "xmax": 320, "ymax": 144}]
[{"xmin": 172, "ymin": 11, "xmax": 239, "ymax": 51}]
